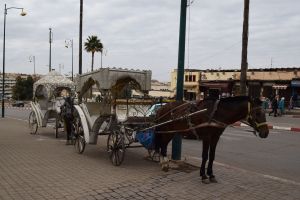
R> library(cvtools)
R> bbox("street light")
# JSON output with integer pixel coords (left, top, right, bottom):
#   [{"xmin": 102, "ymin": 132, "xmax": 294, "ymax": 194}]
[
  {"xmin": 29, "ymin": 55, "xmax": 36, "ymax": 76},
  {"xmin": 2, "ymin": 4, "xmax": 27, "ymax": 118},
  {"xmin": 65, "ymin": 39, "xmax": 74, "ymax": 81}
]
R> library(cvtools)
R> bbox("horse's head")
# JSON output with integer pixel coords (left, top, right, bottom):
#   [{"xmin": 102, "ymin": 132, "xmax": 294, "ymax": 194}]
[{"xmin": 246, "ymin": 98, "xmax": 269, "ymax": 138}]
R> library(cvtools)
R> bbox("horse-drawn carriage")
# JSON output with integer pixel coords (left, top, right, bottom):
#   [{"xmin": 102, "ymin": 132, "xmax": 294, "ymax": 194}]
[
  {"xmin": 71, "ymin": 68, "xmax": 269, "ymax": 182},
  {"xmin": 28, "ymin": 71, "xmax": 76, "ymax": 137}
]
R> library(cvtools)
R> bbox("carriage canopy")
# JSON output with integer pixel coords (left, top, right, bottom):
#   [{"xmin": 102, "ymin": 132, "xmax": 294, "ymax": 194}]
[{"xmin": 33, "ymin": 71, "xmax": 75, "ymax": 100}]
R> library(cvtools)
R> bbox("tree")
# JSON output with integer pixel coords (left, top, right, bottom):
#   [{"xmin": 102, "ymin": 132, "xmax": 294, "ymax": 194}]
[
  {"xmin": 240, "ymin": 0, "xmax": 250, "ymax": 95},
  {"xmin": 12, "ymin": 76, "xmax": 34, "ymax": 100},
  {"xmin": 84, "ymin": 35, "xmax": 103, "ymax": 71}
]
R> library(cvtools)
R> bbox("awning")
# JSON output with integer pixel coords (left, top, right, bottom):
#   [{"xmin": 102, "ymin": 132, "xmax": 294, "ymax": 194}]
[{"xmin": 272, "ymin": 84, "xmax": 288, "ymax": 90}]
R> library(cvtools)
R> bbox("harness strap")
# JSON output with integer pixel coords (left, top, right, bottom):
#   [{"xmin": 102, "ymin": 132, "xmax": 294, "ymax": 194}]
[
  {"xmin": 155, "ymin": 102, "xmax": 190, "ymax": 122},
  {"xmin": 155, "ymin": 121, "xmax": 226, "ymax": 134}
]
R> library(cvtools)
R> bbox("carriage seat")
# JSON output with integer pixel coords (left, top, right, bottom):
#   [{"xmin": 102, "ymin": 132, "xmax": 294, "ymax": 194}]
[{"xmin": 81, "ymin": 102, "xmax": 111, "ymax": 129}]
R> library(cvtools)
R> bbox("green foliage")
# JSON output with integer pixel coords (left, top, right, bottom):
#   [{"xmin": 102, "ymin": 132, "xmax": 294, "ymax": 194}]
[
  {"xmin": 12, "ymin": 76, "xmax": 34, "ymax": 100},
  {"xmin": 84, "ymin": 35, "xmax": 103, "ymax": 71}
]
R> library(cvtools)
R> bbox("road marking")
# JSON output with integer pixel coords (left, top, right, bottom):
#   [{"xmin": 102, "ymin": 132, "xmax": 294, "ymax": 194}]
[{"xmin": 187, "ymin": 156, "xmax": 300, "ymax": 186}]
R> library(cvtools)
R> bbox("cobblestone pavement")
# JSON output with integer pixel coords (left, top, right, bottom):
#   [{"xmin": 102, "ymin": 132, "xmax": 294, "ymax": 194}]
[{"xmin": 0, "ymin": 118, "xmax": 300, "ymax": 200}]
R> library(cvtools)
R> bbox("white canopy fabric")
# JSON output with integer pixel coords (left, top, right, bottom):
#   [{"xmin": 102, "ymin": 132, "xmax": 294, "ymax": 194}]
[{"xmin": 33, "ymin": 71, "xmax": 75, "ymax": 99}]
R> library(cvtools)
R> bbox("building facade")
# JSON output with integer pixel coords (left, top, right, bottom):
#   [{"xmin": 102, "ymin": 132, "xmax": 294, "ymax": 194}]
[
  {"xmin": 171, "ymin": 68, "xmax": 300, "ymax": 104},
  {"xmin": 148, "ymin": 80, "xmax": 173, "ymax": 98},
  {"xmin": 171, "ymin": 70, "xmax": 202, "ymax": 100}
]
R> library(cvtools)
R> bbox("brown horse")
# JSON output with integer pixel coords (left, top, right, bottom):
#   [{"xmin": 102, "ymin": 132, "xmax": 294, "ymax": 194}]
[{"xmin": 154, "ymin": 96, "xmax": 269, "ymax": 183}]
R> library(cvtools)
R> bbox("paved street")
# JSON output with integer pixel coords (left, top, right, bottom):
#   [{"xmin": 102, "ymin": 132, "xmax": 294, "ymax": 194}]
[
  {"xmin": 182, "ymin": 126, "xmax": 300, "ymax": 182},
  {"xmin": 1, "ymin": 117, "xmax": 300, "ymax": 199}
]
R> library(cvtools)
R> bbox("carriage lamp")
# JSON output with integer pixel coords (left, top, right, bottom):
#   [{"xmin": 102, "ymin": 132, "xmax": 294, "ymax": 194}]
[{"xmin": 2, "ymin": 4, "xmax": 27, "ymax": 118}]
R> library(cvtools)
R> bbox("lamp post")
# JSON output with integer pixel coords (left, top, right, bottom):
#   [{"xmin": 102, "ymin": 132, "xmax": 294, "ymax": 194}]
[
  {"xmin": 49, "ymin": 28, "xmax": 53, "ymax": 72},
  {"xmin": 65, "ymin": 39, "xmax": 74, "ymax": 81},
  {"xmin": 29, "ymin": 55, "xmax": 36, "ymax": 76},
  {"xmin": 2, "ymin": 4, "xmax": 26, "ymax": 118}
]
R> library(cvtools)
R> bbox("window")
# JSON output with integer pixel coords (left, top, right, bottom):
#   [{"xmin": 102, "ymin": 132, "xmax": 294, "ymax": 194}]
[
  {"xmin": 185, "ymin": 75, "xmax": 189, "ymax": 82},
  {"xmin": 192, "ymin": 75, "xmax": 196, "ymax": 82}
]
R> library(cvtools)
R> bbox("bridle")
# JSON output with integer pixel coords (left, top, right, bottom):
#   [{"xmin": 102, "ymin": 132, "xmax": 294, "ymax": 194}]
[{"xmin": 243, "ymin": 102, "xmax": 268, "ymax": 134}]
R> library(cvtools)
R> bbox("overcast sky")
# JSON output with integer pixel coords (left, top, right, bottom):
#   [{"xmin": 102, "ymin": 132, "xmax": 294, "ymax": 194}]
[{"xmin": 0, "ymin": 0, "xmax": 299, "ymax": 81}]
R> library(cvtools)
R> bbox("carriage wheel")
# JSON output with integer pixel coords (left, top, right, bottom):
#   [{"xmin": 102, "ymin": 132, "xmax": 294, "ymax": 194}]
[
  {"xmin": 28, "ymin": 111, "xmax": 38, "ymax": 134},
  {"xmin": 74, "ymin": 135, "xmax": 86, "ymax": 154},
  {"xmin": 107, "ymin": 130, "xmax": 125, "ymax": 166},
  {"xmin": 73, "ymin": 111, "xmax": 86, "ymax": 154}
]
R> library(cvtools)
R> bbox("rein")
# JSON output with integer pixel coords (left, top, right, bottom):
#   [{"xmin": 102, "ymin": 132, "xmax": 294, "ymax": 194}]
[
  {"xmin": 155, "ymin": 102, "xmax": 190, "ymax": 122},
  {"xmin": 155, "ymin": 100, "xmax": 228, "ymax": 135}
]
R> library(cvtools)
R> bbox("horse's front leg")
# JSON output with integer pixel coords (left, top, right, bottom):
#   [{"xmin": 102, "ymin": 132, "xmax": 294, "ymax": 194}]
[
  {"xmin": 159, "ymin": 143, "xmax": 169, "ymax": 172},
  {"xmin": 200, "ymin": 136, "xmax": 210, "ymax": 184},
  {"xmin": 207, "ymin": 133, "xmax": 221, "ymax": 183}
]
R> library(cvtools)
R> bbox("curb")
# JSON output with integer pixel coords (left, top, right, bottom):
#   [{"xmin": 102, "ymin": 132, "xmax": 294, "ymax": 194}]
[{"xmin": 232, "ymin": 122, "xmax": 300, "ymax": 133}]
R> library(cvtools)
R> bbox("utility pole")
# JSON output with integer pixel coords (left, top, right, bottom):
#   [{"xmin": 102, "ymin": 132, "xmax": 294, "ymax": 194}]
[
  {"xmin": 49, "ymin": 28, "xmax": 53, "ymax": 72},
  {"xmin": 79, "ymin": 0, "xmax": 83, "ymax": 75},
  {"xmin": 172, "ymin": 0, "xmax": 187, "ymax": 160},
  {"xmin": 240, "ymin": 0, "xmax": 250, "ymax": 95}
]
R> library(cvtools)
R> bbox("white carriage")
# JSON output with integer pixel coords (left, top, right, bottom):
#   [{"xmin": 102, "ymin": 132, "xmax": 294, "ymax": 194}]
[
  {"xmin": 71, "ymin": 68, "xmax": 153, "ymax": 165},
  {"xmin": 28, "ymin": 71, "xmax": 76, "ymax": 138}
]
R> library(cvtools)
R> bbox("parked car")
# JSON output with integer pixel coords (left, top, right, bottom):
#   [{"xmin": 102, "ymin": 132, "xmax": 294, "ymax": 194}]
[
  {"xmin": 12, "ymin": 101, "xmax": 25, "ymax": 107},
  {"xmin": 145, "ymin": 103, "xmax": 166, "ymax": 117}
]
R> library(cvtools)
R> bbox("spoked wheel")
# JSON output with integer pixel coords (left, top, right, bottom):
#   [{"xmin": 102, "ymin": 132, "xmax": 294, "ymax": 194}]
[
  {"xmin": 74, "ymin": 134, "xmax": 86, "ymax": 154},
  {"xmin": 107, "ymin": 130, "xmax": 125, "ymax": 166},
  {"xmin": 28, "ymin": 111, "xmax": 38, "ymax": 134},
  {"xmin": 73, "ymin": 111, "xmax": 86, "ymax": 154}
]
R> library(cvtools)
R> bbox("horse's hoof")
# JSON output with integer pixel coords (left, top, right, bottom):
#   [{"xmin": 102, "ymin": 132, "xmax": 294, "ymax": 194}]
[
  {"xmin": 202, "ymin": 178, "xmax": 210, "ymax": 184},
  {"xmin": 161, "ymin": 165, "xmax": 169, "ymax": 172},
  {"xmin": 209, "ymin": 177, "xmax": 218, "ymax": 183}
]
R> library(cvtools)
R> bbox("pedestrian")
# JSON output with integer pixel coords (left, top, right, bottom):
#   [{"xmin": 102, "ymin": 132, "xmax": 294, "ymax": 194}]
[
  {"xmin": 278, "ymin": 97, "xmax": 285, "ymax": 116},
  {"xmin": 269, "ymin": 95, "xmax": 279, "ymax": 117},
  {"xmin": 61, "ymin": 96, "xmax": 74, "ymax": 145}
]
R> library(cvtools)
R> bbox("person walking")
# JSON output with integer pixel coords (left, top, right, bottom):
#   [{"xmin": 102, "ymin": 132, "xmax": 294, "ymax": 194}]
[
  {"xmin": 269, "ymin": 95, "xmax": 279, "ymax": 117},
  {"xmin": 278, "ymin": 97, "xmax": 285, "ymax": 116}
]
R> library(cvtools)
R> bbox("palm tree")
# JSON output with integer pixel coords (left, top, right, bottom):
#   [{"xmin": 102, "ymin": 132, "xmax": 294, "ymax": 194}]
[{"xmin": 84, "ymin": 35, "xmax": 103, "ymax": 71}]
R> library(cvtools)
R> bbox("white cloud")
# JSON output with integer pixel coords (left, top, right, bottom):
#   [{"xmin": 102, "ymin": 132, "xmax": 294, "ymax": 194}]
[{"xmin": 0, "ymin": 0, "xmax": 299, "ymax": 81}]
